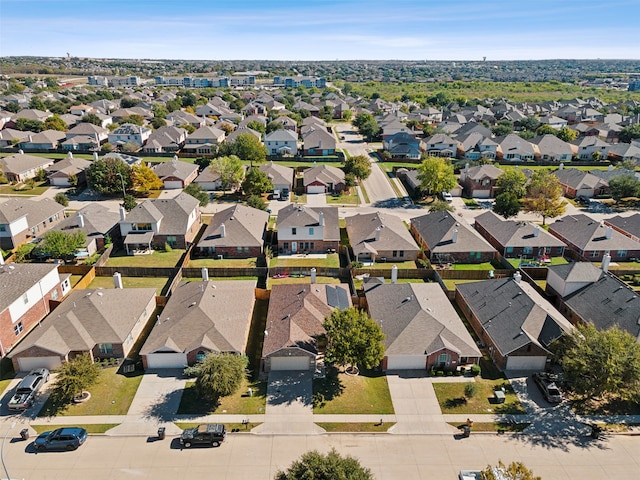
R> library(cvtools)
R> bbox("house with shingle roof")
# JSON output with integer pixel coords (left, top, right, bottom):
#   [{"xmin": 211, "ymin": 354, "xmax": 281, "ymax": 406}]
[
  {"xmin": 455, "ymin": 276, "xmax": 573, "ymax": 371},
  {"xmin": 0, "ymin": 197, "xmax": 64, "ymax": 250},
  {"xmin": 572, "ymin": 136, "xmax": 610, "ymax": 160},
  {"xmin": 424, "ymin": 133, "xmax": 458, "ymax": 158},
  {"xmin": 45, "ymin": 156, "xmax": 91, "ymax": 187},
  {"xmin": 9, "ymin": 287, "xmax": 156, "ymax": 371},
  {"xmin": 151, "ymin": 158, "xmax": 199, "ymax": 189},
  {"xmin": 264, "ymin": 129, "xmax": 298, "ymax": 156},
  {"xmin": 0, "ymin": 129, "xmax": 32, "ymax": 147},
  {"xmin": 50, "ymin": 203, "xmax": 121, "ymax": 256},
  {"xmin": 549, "ymin": 214, "xmax": 640, "ymax": 262},
  {"xmin": 141, "ymin": 126, "xmax": 187, "ymax": 153},
  {"xmin": 302, "ymin": 127, "xmax": 336, "ymax": 156},
  {"xmin": 303, "ymin": 164, "xmax": 345, "ymax": 194},
  {"xmin": 529, "ymin": 134, "xmax": 574, "ymax": 162},
  {"xmin": 456, "ymin": 132, "xmax": 497, "ymax": 160},
  {"xmin": 183, "ymin": 125, "xmax": 226, "ymax": 155},
  {"xmin": 605, "ymin": 213, "xmax": 640, "ymax": 242},
  {"xmin": 196, "ymin": 204, "xmax": 268, "ymax": 258},
  {"xmin": 411, "ymin": 211, "xmax": 496, "ymax": 264},
  {"xmin": 553, "ymin": 167, "xmax": 608, "ymax": 199},
  {"xmin": 0, "ymin": 263, "xmax": 71, "ymax": 359},
  {"xmin": 0, "ymin": 153, "xmax": 55, "ymax": 183},
  {"xmin": 18, "ymin": 130, "xmax": 66, "ymax": 150},
  {"xmin": 119, "ymin": 193, "xmax": 201, "ymax": 254},
  {"xmin": 261, "ymin": 283, "xmax": 351, "ymax": 372},
  {"xmin": 346, "ymin": 212, "xmax": 420, "ymax": 263},
  {"xmin": 474, "ymin": 211, "xmax": 566, "ymax": 260},
  {"xmin": 66, "ymin": 122, "xmax": 109, "ymax": 143},
  {"xmin": 365, "ymin": 282, "xmax": 481, "ymax": 371},
  {"xmin": 458, "ymin": 163, "xmax": 504, "ymax": 198},
  {"xmin": 383, "ymin": 132, "xmax": 424, "ymax": 160},
  {"xmin": 277, "ymin": 205, "xmax": 339, "ymax": 255},
  {"xmin": 141, "ymin": 280, "xmax": 256, "ymax": 369},
  {"xmin": 545, "ymin": 261, "xmax": 605, "ymax": 299},
  {"xmin": 107, "ymin": 123, "xmax": 151, "ymax": 147},
  {"xmin": 259, "ymin": 161, "xmax": 294, "ymax": 192},
  {"xmin": 496, "ymin": 134, "xmax": 535, "ymax": 161}
]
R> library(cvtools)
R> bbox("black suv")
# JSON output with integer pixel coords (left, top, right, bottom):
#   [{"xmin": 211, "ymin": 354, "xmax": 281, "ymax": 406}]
[{"xmin": 180, "ymin": 424, "xmax": 226, "ymax": 448}]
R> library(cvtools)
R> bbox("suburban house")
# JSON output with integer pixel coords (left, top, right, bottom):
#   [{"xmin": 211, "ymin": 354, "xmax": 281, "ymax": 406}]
[
  {"xmin": 383, "ymin": 132, "xmax": 424, "ymax": 159},
  {"xmin": 276, "ymin": 205, "xmax": 339, "ymax": 255},
  {"xmin": 102, "ymin": 152, "xmax": 142, "ymax": 167},
  {"xmin": 456, "ymin": 132, "xmax": 498, "ymax": 160},
  {"xmin": 50, "ymin": 203, "xmax": 121, "ymax": 256},
  {"xmin": 529, "ymin": 135, "xmax": 574, "ymax": 161},
  {"xmin": 397, "ymin": 169, "xmax": 424, "ymax": 198},
  {"xmin": 424, "ymin": 133, "xmax": 458, "ymax": 158},
  {"xmin": 166, "ymin": 110, "xmax": 205, "ymax": 129},
  {"xmin": 18, "ymin": 130, "xmax": 66, "ymax": 150},
  {"xmin": 195, "ymin": 204, "xmax": 268, "ymax": 258},
  {"xmin": 183, "ymin": 125, "xmax": 226, "ymax": 155},
  {"xmin": 458, "ymin": 164, "xmax": 504, "ymax": 198},
  {"xmin": 66, "ymin": 122, "xmax": 109, "ymax": 144},
  {"xmin": 0, "ymin": 153, "xmax": 55, "ymax": 183},
  {"xmin": 474, "ymin": 211, "xmax": 566, "ymax": 260},
  {"xmin": 9, "ymin": 287, "xmax": 156, "ymax": 372},
  {"xmin": 226, "ymin": 126, "xmax": 262, "ymax": 144},
  {"xmin": 259, "ymin": 161, "xmax": 295, "ymax": 192},
  {"xmin": 60, "ymin": 134, "xmax": 100, "ymax": 151},
  {"xmin": 151, "ymin": 158, "xmax": 199, "ymax": 189},
  {"xmin": 193, "ymin": 168, "xmax": 222, "ymax": 191},
  {"xmin": 142, "ymin": 126, "xmax": 188, "ymax": 153},
  {"xmin": 346, "ymin": 212, "xmax": 420, "ymax": 263},
  {"xmin": 553, "ymin": 167, "xmax": 608, "ymax": 199},
  {"xmin": 456, "ymin": 276, "xmax": 573, "ymax": 371},
  {"xmin": 107, "ymin": 123, "xmax": 152, "ymax": 147},
  {"xmin": 303, "ymin": 164, "xmax": 346, "ymax": 194},
  {"xmin": 261, "ymin": 283, "xmax": 351, "ymax": 372},
  {"xmin": 496, "ymin": 134, "xmax": 535, "ymax": 161},
  {"xmin": 0, "ymin": 197, "xmax": 65, "ymax": 250},
  {"xmin": 549, "ymin": 214, "xmax": 640, "ymax": 262},
  {"xmin": 364, "ymin": 282, "xmax": 481, "ymax": 371},
  {"xmin": 0, "ymin": 263, "xmax": 71, "ymax": 359},
  {"xmin": 572, "ymin": 137, "xmax": 610, "ymax": 160},
  {"xmin": 45, "ymin": 156, "xmax": 91, "ymax": 187},
  {"xmin": 272, "ymin": 116, "xmax": 298, "ymax": 132},
  {"xmin": 605, "ymin": 213, "xmax": 640, "ymax": 242},
  {"xmin": 141, "ymin": 280, "xmax": 256, "ymax": 369},
  {"xmin": 545, "ymin": 262, "xmax": 604, "ymax": 300},
  {"xmin": 410, "ymin": 211, "xmax": 496, "ymax": 264},
  {"xmin": 119, "ymin": 193, "xmax": 202, "ymax": 254},
  {"xmin": 608, "ymin": 142, "xmax": 640, "ymax": 163},
  {"xmin": 0, "ymin": 129, "xmax": 32, "ymax": 148},
  {"xmin": 264, "ymin": 129, "xmax": 298, "ymax": 156},
  {"xmin": 302, "ymin": 127, "xmax": 337, "ymax": 156}
]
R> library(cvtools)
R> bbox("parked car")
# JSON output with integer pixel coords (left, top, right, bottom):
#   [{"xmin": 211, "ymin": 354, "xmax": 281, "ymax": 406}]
[
  {"xmin": 34, "ymin": 427, "xmax": 87, "ymax": 451},
  {"xmin": 442, "ymin": 191, "xmax": 453, "ymax": 202},
  {"xmin": 281, "ymin": 188, "xmax": 290, "ymax": 200},
  {"xmin": 532, "ymin": 372, "xmax": 563, "ymax": 403},
  {"xmin": 459, "ymin": 471, "xmax": 482, "ymax": 480},
  {"xmin": 180, "ymin": 424, "xmax": 226, "ymax": 448},
  {"xmin": 8, "ymin": 368, "xmax": 49, "ymax": 410}
]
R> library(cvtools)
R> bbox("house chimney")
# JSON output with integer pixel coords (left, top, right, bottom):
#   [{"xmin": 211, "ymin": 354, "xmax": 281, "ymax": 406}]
[
  {"xmin": 533, "ymin": 225, "xmax": 540, "ymax": 237},
  {"xmin": 513, "ymin": 271, "xmax": 522, "ymax": 283},
  {"xmin": 559, "ymin": 162, "xmax": 564, "ymax": 170},
  {"xmin": 93, "ymin": 151, "xmax": 99, "ymax": 161},
  {"xmin": 452, "ymin": 229, "xmax": 458, "ymax": 243},
  {"xmin": 220, "ymin": 223, "xmax": 226, "ymax": 238},
  {"xmin": 605, "ymin": 226, "xmax": 613, "ymax": 239},
  {"xmin": 391, "ymin": 265, "xmax": 398, "ymax": 284},
  {"xmin": 113, "ymin": 272, "xmax": 123, "ymax": 289},
  {"xmin": 201, "ymin": 267, "xmax": 209, "ymax": 281},
  {"xmin": 608, "ymin": 164, "xmax": 613, "ymax": 171},
  {"xmin": 173, "ymin": 154, "xmax": 178, "ymax": 163},
  {"xmin": 318, "ymin": 211, "xmax": 324, "ymax": 226},
  {"xmin": 67, "ymin": 151, "xmax": 73, "ymax": 159},
  {"xmin": 119, "ymin": 206, "xmax": 126, "ymax": 221},
  {"xmin": 18, "ymin": 149, "xmax": 24, "ymax": 155},
  {"xmin": 28, "ymin": 135, "xmax": 33, "ymax": 142},
  {"xmin": 602, "ymin": 252, "xmax": 611, "ymax": 273},
  {"xmin": 310, "ymin": 268, "xmax": 317, "ymax": 284},
  {"xmin": 375, "ymin": 227, "xmax": 381, "ymax": 242},
  {"xmin": 465, "ymin": 162, "xmax": 470, "ymax": 173},
  {"xmin": 77, "ymin": 213, "xmax": 85, "ymax": 228}
]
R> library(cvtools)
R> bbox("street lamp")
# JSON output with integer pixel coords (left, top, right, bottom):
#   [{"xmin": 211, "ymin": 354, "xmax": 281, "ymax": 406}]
[
  {"xmin": 1, "ymin": 421, "xmax": 16, "ymax": 480},
  {"xmin": 116, "ymin": 172, "xmax": 126, "ymax": 198}
]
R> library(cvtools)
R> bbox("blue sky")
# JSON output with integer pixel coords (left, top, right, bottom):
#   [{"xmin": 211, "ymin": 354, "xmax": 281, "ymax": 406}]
[{"xmin": 1, "ymin": 0, "xmax": 639, "ymax": 60}]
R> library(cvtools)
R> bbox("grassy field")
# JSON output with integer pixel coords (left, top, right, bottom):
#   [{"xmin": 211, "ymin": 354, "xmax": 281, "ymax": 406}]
[
  {"xmin": 0, "ymin": 182, "xmax": 49, "ymax": 196},
  {"xmin": 451, "ymin": 262, "xmax": 496, "ymax": 271},
  {"xmin": 31, "ymin": 424, "xmax": 119, "ymax": 434},
  {"xmin": 506, "ymin": 257, "xmax": 568, "ymax": 268},
  {"xmin": 38, "ymin": 367, "xmax": 144, "ymax": 417},
  {"xmin": 105, "ymin": 248, "xmax": 185, "ymax": 267},
  {"xmin": 187, "ymin": 257, "xmax": 258, "ymax": 268},
  {"xmin": 268, "ymin": 276, "xmax": 341, "ymax": 286},
  {"xmin": 433, "ymin": 379, "xmax": 525, "ymax": 415},
  {"xmin": 87, "ymin": 276, "xmax": 170, "ymax": 295},
  {"xmin": 177, "ymin": 377, "xmax": 267, "ymax": 415},
  {"xmin": 326, "ymin": 191, "xmax": 359, "ymax": 205},
  {"xmin": 270, "ymin": 253, "xmax": 340, "ymax": 268},
  {"xmin": 313, "ymin": 368, "xmax": 394, "ymax": 415},
  {"xmin": 316, "ymin": 422, "xmax": 395, "ymax": 433}
]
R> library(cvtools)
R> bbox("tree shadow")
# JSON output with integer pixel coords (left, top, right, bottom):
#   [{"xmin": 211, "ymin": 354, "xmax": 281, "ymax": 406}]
[
  {"xmin": 444, "ymin": 397, "xmax": 468, "ymax": 409},
  {"xmin": 312, "ymin": 367, "xmax": 345, "ymax": 409},
  {"xmin": 142, "ymin": 389, "xmax": 185, "ymax": 422},
  {"xmin": 267, "ymin": 371, "xmax": 313, "ymax": 407}
]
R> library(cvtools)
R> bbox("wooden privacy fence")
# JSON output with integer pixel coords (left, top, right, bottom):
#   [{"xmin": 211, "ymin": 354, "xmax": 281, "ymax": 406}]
[
  {"xmin": 436, "ymin": 269, "xmax": 513, "ymax": 280},
  {"xmin": 351, "ymin": 268, "xmax": 436, "ymax": 280}
]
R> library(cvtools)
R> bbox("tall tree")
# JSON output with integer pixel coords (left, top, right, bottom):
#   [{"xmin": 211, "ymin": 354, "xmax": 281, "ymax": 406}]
[
  {"xmin": 82, "ymin": 113, "xmax": 102, "ymax": 125},
  {"xmin": 275, "ymin": 449, "xmax": 374, "ymax": 480},
  {"xmin": 417, "ymin": 157, "xmax": 457, "ymax": 198},
  {"xmin": 184, "ymin": 183, "xmax": 209, "ymax": 207},
  {"xmin": 557, "ymin": 126, "xmax": 577, "ymax": 142},
  {"xmin": 188, "ymin": 353, "xmax": 248, "ymax": 401},
  {"xmin": 493, "ymin": 192, "xmax": 522, "ymax": 218},
  {"xmin": 130, "ymin": 163, "xmax": 163, "ymax": 194},
  {"xmin": 51, "ymin": 354, "xmax": 101, "ymax": 403},
  {"xmin": 619, "ymin": 124, "xmax": 640, "ymax": 144},
  {"xmin": 44, "ymin": 114, "xmax": 68, "ymax": 132},
  {"xmin": 86, "ymin": 157, "xmax": 132, "ymax": 195},
  {"xmin": 523, "ymin": 170, "xmax": 566, "ymax": 225},
  {"xmin": 36, "ymin": 230, "xmax": 86, "ymax": 260},
  {"xmin": 496, "ymin": 169, "xmax": 527, "ymax": 198},
  {"xmin": 324, "ymin": 307, "xmax": 385, "ymax": 374},
  {"xmin": 15, "ymin": 118, "xmax": 44, "ymax": 132},
  {"xmin": 352, "ymin": 112, "xmax": 380, "ymax": 140},
  {"xmin": 608, "ymin": 174, "xmax": 640, "ymax": 201},
  {"xmin": 343, "ymin": 154, "xmax": 372, "ymax": 181},
  {"xmin": 210, "ymin": 155, "xmax": 244, "ymax": 194},
  {"xmin": 481, "ymin": 461, "xmax": 541, "ymax": 480},
  {"xmin": 232, "ymin": 133, "xmax": 267, "ymax": 167},
  {"xmin": 241, "ymin": 168, "xmax": 273, "ymax": 196}
]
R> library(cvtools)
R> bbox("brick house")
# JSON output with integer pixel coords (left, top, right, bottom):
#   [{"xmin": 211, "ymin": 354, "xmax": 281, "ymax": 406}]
[{"xmin": 276, "ymin": 205, "xmax": 339, "ymax": 255}]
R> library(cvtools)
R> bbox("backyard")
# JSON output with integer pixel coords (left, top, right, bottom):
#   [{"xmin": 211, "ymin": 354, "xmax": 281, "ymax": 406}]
[
  {"xmin": 105, "ymin": 248, "xmax": 186, "ymax": 268},
  {"xmin": 270, "ymin": 253, "xmax": 340, "ymax": 268},
  {"xmin": 87, "ymin": 276, "xmax": 170, "ymax": 295},
  {"xmin": 187, "ymin": 257, "xmax": 259, "ymax": 268}
]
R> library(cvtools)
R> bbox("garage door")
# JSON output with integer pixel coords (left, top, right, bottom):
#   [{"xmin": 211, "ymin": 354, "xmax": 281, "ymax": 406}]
[
  {"xmin": 270, "ymin": 356, "xmax": 310, "ymax": 371},
  {"xmin": 505, "ymin": 356, "xmax": 547, "ymax": 371},
  {"xmin": 164, "ymin": 181, "xmax": 183, "ymax": 190},
  {"xmin": 386, "ymin": 355, "xmax": 427, "ymax": 370},
  {"xmin": 145, "ymin": 353, "xmax": 188, "ymax": 369},
  {"xmin": 307, "ymin": 185, "xmax": 326, "ymax": 194},
  {"xmin": 17, "ymin": 356, "xmax": 62, "ymax": 372}
]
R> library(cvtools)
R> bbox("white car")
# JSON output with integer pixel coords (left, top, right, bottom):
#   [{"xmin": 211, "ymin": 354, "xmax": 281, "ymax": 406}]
[
  {"xmin": 459, "ymin": 471, "xmax": 482, "ymax": 480},
  {"xmin": 442, "ymin": 192, "xmax": 453, "ymax": 202}
]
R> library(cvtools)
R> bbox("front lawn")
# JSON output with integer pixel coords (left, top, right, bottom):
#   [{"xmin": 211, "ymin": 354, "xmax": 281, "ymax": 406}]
[
  {"xmin": 38, "ymin": 367, "xmax": 144, "ymax": 417},
  {"xmin": 176, "ymin": 422, "xmax": 262, "ymax": 432},
  {"xmin": 326, "ymin": 191, "xmax": 359, "ymax": 205},
  {"xmin": 316, "ymin": 422, "xmax": 394, "ymax": 433},
  {"xmin": 31, "ymin": 424, "xmax": 119, "ymax": 434},
  {"xmin": 447, "ymin": 421, "xmax": 530, "ymax": 433},
  {"xmin": 0, "ymin": 378, "xmax": 13, "ymax": 395},
  {"xmin": 187, "ymin": 257, "xmax": 258, "ymax": 268},
  {"xmin": 177, "ymin": 377, "xmax": 267, "ymax": 415},
  {"xmin": 104, "ymin": 248, "xmax": 185, "ymax": 268},
  {"xmin": 313, "ymin": 367, "xmax": 394, "ymax": 415},
  {"xmin": 433, "ymin": 378, "xmax": 525, "ymax": 415},
  {"xmin": 87, "ymin": 276, "xmax": 170, "ymax": 295},
  {"xmin": 0, "ymin": 182, "xmax": 49, "ymax": 196},
  {"xmin": 270, "ymin": 253, "xmax": 340, "ymax": 268}
]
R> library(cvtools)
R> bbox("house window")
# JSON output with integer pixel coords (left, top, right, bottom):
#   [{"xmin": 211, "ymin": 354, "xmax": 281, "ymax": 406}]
[
  {"xmin": 51, "ymin": 289, "xmax": 59, "ymax": 300},
  {"xmin": 590, "ymin": 251, "xmax": 600, "ymax": 258},
  {"xmin": 166, "ymin": 236, "xmax": 177, "ymax": 246},
  {"xmin": 617, "ymin": 250, "xmax": 627, "ymax": 258},
  {"xmin": 310, "ymin": 242, "xmax": 314, "ymax": 250},
  {"xmin": 237, "ymin": 246, "xmax": 243, "ymax": 253},
  {"xmin": 133, "ymin": 223, "xmax": 152, "ymax": 231},
  {"xmin": 22, "ymin": 293, "xmax": 28, "ymax": 304},
  {"xmin": 309, "ymin": 227, "xmax": 314, "ymax": 235},
  {"xmin": 437, "ymin": 353, "xmax": 450, "ymax": 367},
  {"xmin": 283, "ymin": 242, "xmax": 289, "ymax": 250},
  {"xmin": 0, "ymin": 225, "xmax": 5, "ymax": 232},
  {"xmin": 392, "ymin": 250, "xmax": 398, "ymax": 257},
  {"xmin": 292, "ymin": 228, "xmax": 297, "ymax": 235},
  {"xmin": 196, "ymin": 351, "xmax": 207, "ymax": 362},
  {"xmin": 523, "ymin": 246, "xmax": 533, "ymax": 254},
  {"xmin": 98, "ymin": 343, "xmax": 113, "ymax": 355},
  {"xmin": 14, "ymin": 322, "xmax": 23, "ymax": 336},
  {"xmin": 506, "ymin": 247, "xmax": 514, "ymax": 254}
]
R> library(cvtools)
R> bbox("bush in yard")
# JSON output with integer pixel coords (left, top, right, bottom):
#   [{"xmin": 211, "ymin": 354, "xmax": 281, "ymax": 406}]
[
  {"xmin": 188, "ymin": 353, "xmax": 248, "ymax": 402},
  {"xmin": 54, "ymin": 192, "xmax": 69, "ymax": 206},
  {"xmin": 51, "ymin": 354, "xmax": 101, "ymax": 402},
  {"xmin": 470, "ymin": 364, "xmax": 481, "ymax": 376},
  {"xmin": 275, "ymin": 448, "xmax": 373, "ymax": 480},
  {"xmin": 464, "ymin": 383, "xmax": 478, "ymax": 399}
]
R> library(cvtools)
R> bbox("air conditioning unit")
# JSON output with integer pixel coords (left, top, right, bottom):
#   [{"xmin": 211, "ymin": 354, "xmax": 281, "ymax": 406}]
[{"xmin": 217, "ymin": 255, "xmax": 223, "ymax": 260}]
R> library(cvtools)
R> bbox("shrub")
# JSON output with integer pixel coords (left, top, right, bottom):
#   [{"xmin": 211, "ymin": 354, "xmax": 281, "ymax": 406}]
[
  {"xmin": 464, "ymin": 383, "xmax": 478, "ymax": 399},
  {"xmin": 436, "ymin": 370, "xmax": 444, "ymax": 376},
  {"xmin": 470, "ymin": 364, "xmax": 481, "ymax": 377},
  {"xmin": 54, "ymin": 192, "xmax": 69, "ymax": 206},
  {"xmin": 163, "ymin": 242, "xmax": 173, "ymax": 252}
]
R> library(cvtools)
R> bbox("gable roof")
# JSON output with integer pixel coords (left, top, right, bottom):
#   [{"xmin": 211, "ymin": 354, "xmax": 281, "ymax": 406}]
[
  {"xmin": 464, "ymin": 164, "xmax": 503, "ymax": 181},
  {"xmin": 365, "ymin": 283, "xmax": 480, "ymax": 357},
  {"xmin": 52, "ymin": 203, "xmax": 120, "ymax": 242},
  {"xmin": 549, "ymin": 214, "xmax": 640, "ymax": 252},
  {"xmin": 0, "ymin": 153, "xmax": 54, "ymax": 175},
  {"xmin": 0, "ymin": 263, "xmax": 59, "ymax": 313},
  {"xmin": 259, "ymin": 161, "xmax": 294, "ymax": 187},
  {"xmin": 548, "ymin": 261, "xmax": 603, "ymax": 285},
  {"xmin": 303, "ymin": 164, "xmax": 345, "ymax": 187},
  {"xmin": 197, "ymin": 204, "xmax": 268, "ymax": 250},
  {"xmin": 475, "ymin": 211, "xmax": 566, "ymax": 249},
  {"xmin": 152, "ymin": 159, "xmax": 198, "ymax": 181},
  {"xmin": 276, "ymin": 205, "xmax": 339, "ymax": 241},
  {"xmin": 553, "ymin": 168, "xmax": 608, "ymax": 191},
  {"xmin": 122, "ymin": 193, "xmax": 199, "ymax": 235},
  {"xmin": 346, "ymin": 212, "xmax": 419, "ymax": 258},
  {"xmin": 606, "ymin": 213, "xmax": 640, "ymax": 240},
  {"xmin": 411, "ymin": 211, "xmax": 496, "ymax": 254},
  {"xmin": 0, "ymin": 197, "xmax": 64, "ymax": 229},
  {"xmin": 264, "ymin": 129, "xmax": 298, "ymax": 142}
]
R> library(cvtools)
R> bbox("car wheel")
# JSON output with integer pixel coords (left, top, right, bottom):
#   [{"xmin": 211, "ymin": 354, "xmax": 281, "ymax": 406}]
[
  {"xmin": 37, "ymin": 445, "xmax": 46, "ymax": 452},
  {"xmin": 212, "ymin": 441, "xmax": 220, "ymax": 447},
  {"xmin": 183, "ymin": 442, "xmax": 191, "ymax": 448},
  {"xmin": 66, "ymin": 444, "xmax": 76, "ymax": 451}
]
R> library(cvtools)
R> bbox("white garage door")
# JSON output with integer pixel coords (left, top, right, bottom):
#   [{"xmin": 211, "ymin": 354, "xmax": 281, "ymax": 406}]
[
  {"xmin": 164, "ymin": 181, "xmax": 183, "ymax": 190},
  {"xmin": 145, "ymin": 353, "xmax": 188, "ymax": 369},
  {"xmin": 307, "ymin": 185, "xmax": 326, "ymax": 194},
  {"xmin": 270, "ymin": 356, "xmax": 310, "ymax": 371},
  {"xmin": 17, "ymin": 356, "xmax": 62, "ymax": 372},
  {"xmin": 506, "ymin": 356, "xmax": 547, "ymax": 371},
  {"xmin": 386, "ymin": 355, "xmax": 427, "ymax": 370}
]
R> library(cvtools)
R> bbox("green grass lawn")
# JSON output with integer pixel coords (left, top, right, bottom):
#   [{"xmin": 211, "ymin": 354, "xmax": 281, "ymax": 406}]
[
  {"xmin": 447, "ymin": 421, "xmax": 530, "ymax": 433},
  {"xmin": 0, "ymin": 182, "xmax": 49, "ymax": 196},
  {"xmin": 326, "ymin": 191, "xmax": 359, "ymax": 205},
  {"xmin": 507, "ymin": 257, "xmax": 568, "ymax": 268},
  {"xmin": 316, "ymin": 422, "xmax": 395, "ymax": 433},
  {"xmin": 433, "ymin": 379, "xmax": 525, "ymax": 415},
  {"xmin": 362, "ymin": 260, "xmax": 417, "ymax": 269},
  {"xmin": 359, "ymin": 182, "xmax": 371, "ymax": 204},
  {"xmin": 268, "ymin": 276, "xmax": 341, "ymax": 286},
  {"xmin": 31, "ymin": 424, "xmax": 119, "ymax": 434},
  {"xmin": 87, "ymin": 276, "xmax": 170, "ymax": 295},
  {"xmin": 182, "ymin": 276, "xmax": 259, "ymax": 283},
  {"xmin": 600, "ymin": 261, "xmax": 640, "ymax": 270},
  {"xmin": 177, "ymin": 377, "xmax": 267, "ymax": 415},
  {"xmin": 105, "ymin": 248, "xmax": 185, "ymax": 267},
  {"xmin": 175, "ymin": 422, "xmax": 262, "ymax": 432},
  {"xmin": 270, "ymin": 253, "xmax": 340, "ymax": 268},
  {"xmin": 38, "ymin": 367, "xmax": 144, "ymax": 417},
  {"xmin": 187, "ymin": 257, "xmax": 258, "ymax": 268},
  {"xmin": 378, "ymin": 162, "xmax": 420, "ymax": 172},
  {"xmin": 313, "ymin": 368, "xmax": 394, "ymax": 415},
  {"xmin": 442, "ymin": 279, "xmax": 483, "ymax": 291},
  {"xmin": 452, "ymin": 262, "xmax": 496, "ymax": 271},
  {"xmin": 0, "ymin": 378, "xmax": 13, "ymax": 395}
]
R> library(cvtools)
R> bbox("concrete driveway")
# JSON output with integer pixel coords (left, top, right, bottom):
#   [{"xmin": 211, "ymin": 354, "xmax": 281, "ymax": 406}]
[
  {"xmin": 126, "ymin": 369, "xmax": 186, "ymax": 420},
  {"xmin": 305, "ymin": 193, "xmax": 326, "ymax": 206}
]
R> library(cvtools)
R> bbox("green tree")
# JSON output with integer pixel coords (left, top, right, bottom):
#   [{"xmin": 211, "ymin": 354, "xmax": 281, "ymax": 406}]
[
  {"xmin": 14, "ymin": 243, "xmax": 36, "ymax": 262},
  {"xmin": 246, "ymin": 120, "xmax": 266, "ymax": 134},
  {"xmin": 86, "ymin": 157, "xmax": 132, "ymax": 195},
  {"xmin": 120, "ymin": 114, "xmax": 144, "ymax": 126},
  {"xmin": 428, "ymin": 200, "xmax": 454, "ymax": 212},
  {"xmin": 100, "ymin": 142, "xmax": 114, "ymax": 153},
  {"xmin": 54, "ymin": 192, "xmax": 69, "ymax": 206},
  {"xmin": 15, "ymin": 118, "xmax": 44, "ymax": 132},
  {"xmin": 120, "ymin": 97, "xmax": 141, "ymax": 108},
  {"xmin": 344, "ymin": 154, "xmax": 372, "ymax": 181},
  {"xmin": 523, "ymin": 170, "xmax": 566, "ymax": 225},
  {"xmin": 492, "ymin": 120, "xmax": 513, "ymax": 137},
  {"xmin": 560, "ymin": 324, "xmax": 640, "ymax": 403},
  {"xmin": 535, "ymin": 124, "xmax": 557, "ymax": 136},
  {"xmin": 51, "ymin": 354, "xmax": 101, "ymax": 403},
  {"xmin": 608, "ymin": 174, "xmax": 640, "ymax": 201},
  {"xmin": 130, "ymin": 163, "xmax": 163, "ymax": 194},
  {"xmin": 324, "ymin": 307, "xmax": 385, "ymax": 374},
  {"xmin": 417, "ymin": 157, "xmax": 457, "ymax": 197},
  {"xmin": 518, "ymin": 117, "xmax": 541, "ymax": 133},
  {"xmin": 246, "ymin": 194, "xmax": 267, "ymax": 210},
  {"xmin": 352, "ymin": 112, "xmax": 380, "ymax": 140},
  {"xmin": 82, "ymin": 113, "xmax": 103, "ymax": 126},
  {"xmin": 481, "ymin": 461, "xmax": 540, "ymax": 480},
  {"xmin": 121, "ymin": 141, "xmax": 140, "ymax": 153},
  {"xmin": 232, "ymin": 133, "xmax": 267, "ymax": 167},
  {"xmin": 619, "ymin": 124, "xmax": 640, "ymax": 144},
  {"xmin": 184, "ymin": 183, "xmax": 209, "ymax": 207},
  {"xmin": 210, "ymin": 155, "xmax": 244, "ymax": 194},
  {"xmin": 123, "ymin": 194, "xmax": 137, "ymax": 211},
  {"xmin": 150, "ymin": 117, "xmax": 166, "ymax": 129},
  {"xmin": 496, "ymin": 169, "xmax": 527, "ymax": 198},
  {"xmin": 493, "ymin": 192, "xmax": 522, "ymax": 218},
  {"xmin": 36, "ymin": 230, "xmax": 86, "ymax": 260},
  {"xmin": 275, "ymin": 448, "xmax": 373, "ymax": 480},
  {"xmin": 178, "ymin": 123, "xmax": 196, "ymax": 134},
  {"xmin": 189, "ymin": 353, "xmax": 248, "ymax": 401},
  {"xmin": 241, "ymin": 168, "xmax": 273, "ymax": 196},
  {"xmin": 557, "ymin": 126, "xmax": 577, "ymax": 142},
  {"xmin": 44, "ymin": 114, "xmax": 68, "ymax": 132},
  {"xmin": 266, "ymin": 121, "xmax": 284, "ymax": 134},
  {"xmin": 152, "ymin": 104, "xmax": 168, "ymax": 119}
]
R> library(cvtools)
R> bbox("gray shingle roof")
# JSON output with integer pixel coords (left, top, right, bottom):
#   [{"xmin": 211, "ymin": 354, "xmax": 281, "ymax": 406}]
[
  {"xmin": 606, "ymin": 213, "xmax": 640, "ymax": 240},
  {"xmin": 475, "ymin": 211, "xmax": 566, "ymax": 249},
  {"xmin": 277, "ymin": 205, "xmax": 339, "ymax": 242},
  {"xmin": 0, "ymin": 263, "xmax": 59, "ymax": 312},
  {"xmin": 346, "ymin": 212, "xmax": 419, "ymax": 258},
  {"xmin": 259, "ymin": 162, "xmax": 294, "ymax": 188},
  {"xmin": 547, "ymin": 262, "xmax": 603, "ymax": 284},
  {"xmin": 0, "ymin": 197, "xmax": 64, "ymax": 228},
  {"xmin": 550, "ymin": 214, "xmax": 640, "ymax": 252},
  {"xmin": 152, "ymin": 160, "xmax": 198, "ymax": 181},
  {"xmin": 53, "ymin": 203, "xmax": 120, "ymax": 243},
  {"xmin": 411, "ymin": 211, "xmax": 495, "ymax": 255},
  {"xmin": 197, "ymin": 204, "xmax": 268, "ymax": 250},
  {"xmin": 122, "ymin": 193, "xmax": 199, "ymax": 236},
  {"xmin": 303, "ymin": 164, "xmax": 345, "ymax": 187}
]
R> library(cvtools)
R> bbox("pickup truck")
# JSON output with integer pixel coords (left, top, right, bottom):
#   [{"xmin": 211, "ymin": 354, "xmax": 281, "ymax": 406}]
[
  {"xmin": 8, "ymin": 368, "xmax": 49, "ymax": 410},
  {"xmin": 532, "ymin": 372, "xmax": 563, "ymax": 403}
]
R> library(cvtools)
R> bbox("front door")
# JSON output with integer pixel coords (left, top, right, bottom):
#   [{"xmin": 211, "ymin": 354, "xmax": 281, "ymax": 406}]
[{"xmin": 291, "ymin": 241, "xmax": 297, "ymax": 253}]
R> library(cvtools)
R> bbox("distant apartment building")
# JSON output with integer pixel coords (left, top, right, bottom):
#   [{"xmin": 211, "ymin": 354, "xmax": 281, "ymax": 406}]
[
  {"xmin": 154, "ymin": 76, "xmax": 255, "ymax": 88},
  {"xmin": 629, "ymin": 80, "xmax": 640, "ymax": 92},
  {"xmin": 273, "ymin": 76, "xmax": 326, "ymax": 88},
  {"xmin": 88, "ymin": 76, "xmax": 141, "ymax": 87}
]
